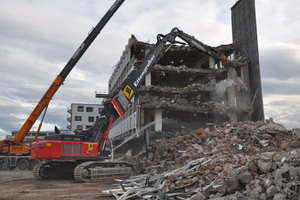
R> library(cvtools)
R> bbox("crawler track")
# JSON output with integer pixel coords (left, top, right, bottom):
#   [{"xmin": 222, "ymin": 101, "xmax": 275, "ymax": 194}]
[
  {"xmin": 33, "ymin": 160, "xmax": 76, "ymax": 180},
  {"xmin": 74, "ymin": 161, "xmax": 133, "ymax": 182},
  {"xmin": 33, "ymin": 160, "xmax": 133, "ymax": 182}
]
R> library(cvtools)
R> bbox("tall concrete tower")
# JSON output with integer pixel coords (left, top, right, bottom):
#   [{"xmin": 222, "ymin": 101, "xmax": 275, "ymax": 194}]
[{"xmin": 231, "ymin": 0, "xmax": 264, "ymax": 121}]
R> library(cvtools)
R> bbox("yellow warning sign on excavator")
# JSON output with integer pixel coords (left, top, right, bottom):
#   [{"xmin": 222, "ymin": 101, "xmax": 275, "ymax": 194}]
[
  {"xmin": 123, "ymin": 85, "xmax": 133, "ymax": 99},
  {"xmin": 88, "ymin": 144, "xmax": 93, "ymax": 151}
]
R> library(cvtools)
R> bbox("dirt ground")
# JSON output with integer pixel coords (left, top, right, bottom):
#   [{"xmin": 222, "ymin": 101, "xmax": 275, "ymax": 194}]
[{"xmin": 0, "ymin": 170, "xmax": 116, "ymax": 200}]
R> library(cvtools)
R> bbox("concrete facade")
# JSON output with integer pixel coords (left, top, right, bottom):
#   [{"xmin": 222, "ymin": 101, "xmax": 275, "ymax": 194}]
[{"xmin": 231, "ymin": 0, "xmax": 264, "ymax": 121}]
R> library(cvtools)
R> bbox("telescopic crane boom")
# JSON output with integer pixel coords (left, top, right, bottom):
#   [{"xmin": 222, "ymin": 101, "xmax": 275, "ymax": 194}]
[{"xmin": 0, "ymin": 0, "xmax": 125, "ymax": 170}]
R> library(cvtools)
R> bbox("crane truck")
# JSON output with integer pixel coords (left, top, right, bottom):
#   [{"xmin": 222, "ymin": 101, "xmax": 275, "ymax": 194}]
[
  {"xmin": 0, "ymin": 0, "xmax": 125, "ymax": 170},
  {"xmin": 31, "ymin": 27, "xmax": 226, "ymax": 182}
]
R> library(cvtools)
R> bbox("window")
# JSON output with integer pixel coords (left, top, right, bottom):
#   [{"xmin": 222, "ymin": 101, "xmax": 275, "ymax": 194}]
[
  {"xmin": 88, "ymin": 116, "xmax": 94, "ymax": 123},
  {"xmin": 75, "ymin": 116, "xmax": 82, "ymax": 121},
  {"xmin": 77, "ymin": 125, "xmax": 83, "ymax": 130},
  {"xmin": 78, "ymin": 106, "xmax": 84, "ymax": 112},
  {"xmin": 99, "ymin": 108, "xmax": 103, "ymax": 114},
  {"xmin": 86, "ymin": 107, "xmax": 93, "ymax": 112}
]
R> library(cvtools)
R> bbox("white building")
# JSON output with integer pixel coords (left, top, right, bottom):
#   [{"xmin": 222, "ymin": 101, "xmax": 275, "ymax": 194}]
[
  {"xmin": 7, "ymin": 131, "xmax": 56, "ymax": 144},
  {"xmin": 67, "ymin": 103, "xmax": 104, "ymax": 132}
]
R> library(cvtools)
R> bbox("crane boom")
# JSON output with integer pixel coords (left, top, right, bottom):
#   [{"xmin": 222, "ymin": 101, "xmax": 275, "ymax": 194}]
[
  {"xmin": 0, "ymin": 0, "xmax": 125, "ymax": 160},
  {"xmin": 12, "ymin": 0, "xmax": 125, "ymax": 144}
]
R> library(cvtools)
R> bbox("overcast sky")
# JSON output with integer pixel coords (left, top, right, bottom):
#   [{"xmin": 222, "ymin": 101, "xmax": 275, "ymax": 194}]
[{"xmin": 1, "ymin": 0, "xmax": 300, "ymax": 140}]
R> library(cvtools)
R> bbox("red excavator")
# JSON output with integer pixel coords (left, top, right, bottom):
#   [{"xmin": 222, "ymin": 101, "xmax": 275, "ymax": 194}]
[
  {"xmin": 0, "ymin": 0, "xmax": 125, "ymax": 170},
  {"xmin": 31, "ymin": 27, "xmax": 225, "ymax": 182}
]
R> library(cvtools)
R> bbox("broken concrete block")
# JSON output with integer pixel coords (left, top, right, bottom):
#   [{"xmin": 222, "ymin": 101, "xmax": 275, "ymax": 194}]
[
  {"xmin": 266, "ymin": 185, "xmax": 277, "ymax": 198},
  {"xmin": 224, "ymin": 176, "xmax": 242, "ymax": 194},
  {"xmin": 259, "ymin": 139, "xmax": 269, "ymax": 147},
  {"xmin": 273, "ymin": 193, "xmax": 287, "ymax": 200},
  {"xmin": 214, "ymin": 166, "xmax": 223, "ymax": 173},
  {"xmin": 253, "ymin": 182, "xmax": 262, "ymax": 194},
  {"xmin": 280, "ymin": 141, "xmax": 289, "ymax": 149},
  {"xmin": 248, "ymin": 161, "xmax": 258, "ymax": 172},
  {"xmin": 263, "ymin": 178, "xmax": 273, "ymax": 188},
  {"xmin": 191, "ymin": 192, "xmax": 207, "ymax": 200},
  {"xmin": 249, "ymin": 190, "xmax": 260, "ymax": 200},
  {"xmin": 274, "ymin": 163, "xmax": 290, "ymax": 188},
  {"xmin": 262, "ymin": 133, "xmax": 273, "ymax": 140},
  {"xmin": 207, "ymin": 139, "xmax": 217, "ymax": 149},
  {"xmin": 259, "ymin": 152, "xmax": 275, "ymax": 161},
  {"xmin": 259, "ymin": 122, "xmax": 286, "ymax": 132},
  {"xmin": 238, "ymin": 170, "xmax": 253, "ymax": 185},
  {"xmin": 289, "ymin": 166, "xmax": 299, "ymax": 180},
  {"xmin": 210, "ymin": 194, "xmax": 238, "ymax": 200},
  {"xmin": 236, "ymin": 165, "xmax": 248, "ymax": 174},
  {"xmin": 257, "ymin": 160, "xmax": 272, "ymax": 173},
  {"xmin": 259, "ymin": 193, "xmax": 267, "ymax": 200}
]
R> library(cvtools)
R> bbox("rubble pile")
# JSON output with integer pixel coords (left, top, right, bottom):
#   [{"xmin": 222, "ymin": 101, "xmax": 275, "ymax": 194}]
[{"xmin": 104, "ymin": 121, "xmax": 300, "ymax": 199}]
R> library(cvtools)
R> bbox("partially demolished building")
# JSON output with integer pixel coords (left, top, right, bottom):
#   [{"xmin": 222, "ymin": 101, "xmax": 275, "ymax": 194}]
[{"xmin": 100, "ymin": 35, "xmax": 253, "ymax": 145}]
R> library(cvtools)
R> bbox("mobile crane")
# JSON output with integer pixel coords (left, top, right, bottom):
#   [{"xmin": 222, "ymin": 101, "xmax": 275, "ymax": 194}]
[
  {"xmin": 31, "ymin": 27, "xmax": 224, "ymax": 182},
  {"xmin": 0, "ymin": 0, "xmax": 125, "ymax": 170}
]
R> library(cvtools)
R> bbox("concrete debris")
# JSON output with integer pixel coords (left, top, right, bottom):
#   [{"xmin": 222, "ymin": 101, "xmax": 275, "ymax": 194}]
[
  {"xmin": 103, "ymin": 120, "xmax": 300, "ymax": 199},
  {"xmin": 153, "ymin": 64, "xmax": 214, "ymax": 74},
  {"xmin": 139, "ymin": 93, "xmax": 228, "ymax": 114}
]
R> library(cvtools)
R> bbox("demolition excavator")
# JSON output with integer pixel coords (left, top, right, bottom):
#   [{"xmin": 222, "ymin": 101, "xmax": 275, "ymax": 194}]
[
  {"xmin": 0, "ymin": 0, "xmax": 125, "ymax": 170},
  {"xmin": 32, "ymin": 27, "xmax": 225, "ymax": 182}
]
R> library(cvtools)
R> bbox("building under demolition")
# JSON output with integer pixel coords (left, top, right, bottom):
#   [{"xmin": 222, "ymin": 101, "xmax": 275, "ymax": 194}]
[
  {"xmin": 95, "ymin": 0, "xmax": 263, "ymax": 155},
  {"xmin": 97, "ymin": 35, "xmax": 252, "ymax": 151}
]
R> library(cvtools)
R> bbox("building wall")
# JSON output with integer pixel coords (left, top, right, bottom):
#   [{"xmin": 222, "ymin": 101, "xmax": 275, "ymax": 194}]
[
  {"xmin": 231, "ymin": 0, "xmax": 264, "ymax": 121},
  {"xmin": 67, "ymin": 103, "xmax": 104, "ymax": 132}
]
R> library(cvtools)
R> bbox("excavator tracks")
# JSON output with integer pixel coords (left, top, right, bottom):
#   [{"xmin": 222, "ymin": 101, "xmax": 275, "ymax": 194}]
[
  {"xmin": 33, "ymin": 160, "xmax": 133, "ymax": 182},
  {"xmin": 74, "ymin": 161, "xmax": 133, "ymax": 182},
  {"xmin": 33, "ymin": 160, "xmax": 76, "ymax": 180}
]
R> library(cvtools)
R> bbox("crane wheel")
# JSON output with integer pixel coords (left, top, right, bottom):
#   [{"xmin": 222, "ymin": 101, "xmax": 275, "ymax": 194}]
[
  {"xmin": 0, "ymin": 159, "xmax": 9, "ymax": 170},
  {"xmin": 17, "ymin": 159, "xmax": 29, "ymax": 170}
]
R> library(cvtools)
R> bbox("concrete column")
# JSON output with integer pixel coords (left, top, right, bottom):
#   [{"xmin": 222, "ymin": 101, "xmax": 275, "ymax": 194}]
[
  {"xmin": 227, "ymin": 67, "xmax": 237, "ymax": 122},
  {"xmin": 227, "ymin": 87, "xmax": 237, "ymax": 122},
  {"xmin": 209, "ymin": 57, "xmax": 216, "ymax": 85},
  {"xmin": 154, "ymin": 109, "xmax": 162, "ymax": 132},
  {"xmin": 145, "ymin": 72, "xmax": 151, "ymax": 86},
  {"xmin": 209, "ymin": 56, "xmax": 215, "ymax": 69}
]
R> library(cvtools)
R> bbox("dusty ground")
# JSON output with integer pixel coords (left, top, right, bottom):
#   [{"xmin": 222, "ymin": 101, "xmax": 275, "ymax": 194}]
[{"xmin": 0, "ymin": 170, "xmax": 116, "ymax": 200}]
